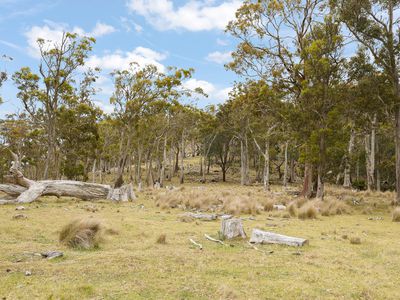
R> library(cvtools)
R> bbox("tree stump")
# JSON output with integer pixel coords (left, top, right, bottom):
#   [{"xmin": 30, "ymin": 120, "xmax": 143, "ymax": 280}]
[{"xmin": 220, "ymin": 218, "xmax": 246, "ymax": 239}]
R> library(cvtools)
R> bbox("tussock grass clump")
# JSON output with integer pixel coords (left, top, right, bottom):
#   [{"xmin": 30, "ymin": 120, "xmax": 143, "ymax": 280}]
[
  {"xmin": 298, "ymin": 202, "xmax": 318, "ymax": 220},
  {"xmin": 288, "ymin": 202, "xmax": 298, "ymax": 217},
  {"xmin": 263, "ymin": 199, "xmax": 275, "ymax": 212},
  {"xmin": 156, "ymin": 187, "xmax": 272, "ymax": 215},
  {"xmin": 223, "ymin": 196, "xmax": 261, "ymax": 215},
  {"xmin": 350, "ymin": 237, "xmax": 361, "ymax": 244},
  {"xmin": 179, "ymin": 215, "xmax": 194, "ymax": 222},
  {"xmin": 392, "ymin": 207, "xmax": 400, "ymax": 222},
  {"xmin": 320, "ymin": 199, "xmax": 350, "ymax": 216},
  {"xmin": 59, "ymin": 219, "xmax": 104, "ymax": 250},
  {"xmin": 156, "ymin": 234, "xmax": 167, "ymax": 244}
]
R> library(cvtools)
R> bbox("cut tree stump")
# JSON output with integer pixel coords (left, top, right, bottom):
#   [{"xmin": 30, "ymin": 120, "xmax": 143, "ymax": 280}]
[
  {"xmin": 220, "ymin": 218, "xmax": 246, "ymax": 239},
  {"xmin": 0, "ymin": 152, "xmax": 136, "ymax": 204},
  {"xmin": 249, "ymin": 229, "xmax": 308, "ymax": 247}
]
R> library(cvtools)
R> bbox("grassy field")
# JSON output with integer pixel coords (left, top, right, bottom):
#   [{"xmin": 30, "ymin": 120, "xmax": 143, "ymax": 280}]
[{"xmin": 1, "ymin": 182, "xmax": 399, "ymax": 300}]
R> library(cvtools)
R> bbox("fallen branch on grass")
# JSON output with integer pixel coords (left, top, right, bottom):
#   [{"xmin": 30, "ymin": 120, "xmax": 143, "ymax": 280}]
[
  {"xmin": 189, "ymin": 238, "xmax": 203, "ymax": 250},
  {"xmin": 204, "ymin": 234, "xmax": 226, "ymax": 246}
]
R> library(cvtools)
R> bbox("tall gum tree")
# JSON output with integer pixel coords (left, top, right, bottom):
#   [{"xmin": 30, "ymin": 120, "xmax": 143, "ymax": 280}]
[
  {"xmin": 333, "ymin": 0, "xmax": 400, "ymax": 203},
  {"xmin": 226, "ymin": 0, "xmax": 323, "ymax": 196},
  {"xmin": 12, "ymin": 32, "xmax": 95, "ymax": 179}
]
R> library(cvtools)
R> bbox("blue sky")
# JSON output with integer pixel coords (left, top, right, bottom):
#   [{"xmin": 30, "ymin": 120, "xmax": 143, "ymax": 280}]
[{"xmin": 0, "ymin": 0, "xmax": 242, "ymax": 116}]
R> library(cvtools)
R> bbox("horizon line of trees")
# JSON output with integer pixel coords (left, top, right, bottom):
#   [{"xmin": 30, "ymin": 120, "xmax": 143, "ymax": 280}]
[{"xmin": 1, "ymin": 0, "xmax": 400, "ymax": 204}]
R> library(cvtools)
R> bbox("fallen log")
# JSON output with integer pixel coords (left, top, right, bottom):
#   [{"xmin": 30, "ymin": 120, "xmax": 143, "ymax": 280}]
[
  {"xmin": 182, "ymin": 212, "xmax": 217, "ymax": 221},
  {"xmin": 249, "ymin": 229, "xmax": 308, "ymax": 247},
  {"xmin": 0, "ymin": 152, "xmax": 136, "ymax": 203}
]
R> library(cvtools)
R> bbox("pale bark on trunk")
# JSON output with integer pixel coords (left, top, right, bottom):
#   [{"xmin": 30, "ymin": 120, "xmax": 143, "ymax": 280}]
[
  {"xmin": 0, "ymin": 153, "xmax": 135, "ymax": 204},
  {"xmin": 283, "ymin": 141, "xmax": 289, "ymax": 187},
  {"xmin": 263, "ymin": 140, "xmax": 270, "ymax": 191},
  {"xmin": 160, "ymin": 135, "xmax": 167, "ymax": 187},
  {"xmin": 180, "ymin": 132, "xmax": 185, "ymax": 184},
  {"xmin": 92, "ymin": 159, "xmax": 96, "ymax": 183},
  {"xmin": 240, "ymin": 135, "xmax": 249, "ymax": 186},
  {"xmin": 343, "ymin": 127, "xmax": 355, "ymax": 188},
  {"xmin": 316, "ymin": 132, "xmax": 326, "ymax": 200},
  {"xmin": 365, "ymin": 115, "xmax": 376, "ymax": 191}
]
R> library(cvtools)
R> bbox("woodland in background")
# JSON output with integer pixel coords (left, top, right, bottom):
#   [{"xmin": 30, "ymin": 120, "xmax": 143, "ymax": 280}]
[{"xmin": 1, "ymin": 0, "xmax": 399, "ymax": 204}]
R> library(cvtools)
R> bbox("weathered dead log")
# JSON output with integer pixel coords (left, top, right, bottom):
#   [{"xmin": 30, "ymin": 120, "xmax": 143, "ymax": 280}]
[
  {"xmin": 249, "ymin": 229, "xmax": 308, "ymax": 247},
  {"xmin": 182, "ymin": 212, "xmax": 217, "ymax": 221},
  {"xmin": 220, "ymin": 218, "xmax": 246, "ymax": 239},
  {"xmin": 0, "ymin": 152, "xmax": 136, "ymax": 203}
]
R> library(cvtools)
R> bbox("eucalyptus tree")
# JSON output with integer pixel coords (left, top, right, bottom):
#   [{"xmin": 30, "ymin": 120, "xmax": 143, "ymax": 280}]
[
  {"xmin": 110, "ymin": 63, "xmax": 202, "ymax": 187},
  {"xmin": 12, "ymin": 32, "xmax": 95, "ymax": 179},
  {"xmin": 334, "ymin": 0, "xmax": 400, "ymax": 202},
  {"xmin": 227, "ymin": 0, "xmax": 324, "ymax": 194}
]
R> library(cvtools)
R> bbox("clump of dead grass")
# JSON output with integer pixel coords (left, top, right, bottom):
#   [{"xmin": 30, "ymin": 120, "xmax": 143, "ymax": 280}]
[
  {"xmin": 320, "ymin": 199, "xmax": 350, "ymax": 216},
  {"xmin": 287, "ymin": 201, "xmax": 298, "ymax": 217},
  {"xmin": 350, "ymin": 237, "xmax": 361, "ymax": 244},
  {"xmin": 298, "ymin": 202, "xmax": 318, "ymax": 220},
  {"xmin": 392, "ymin": 207, "xmax": 400, "ymax": 222},
  {"xmin": 59, "ymin": 219, "xmax": 104, "ymax": 250},
  {"xmin": 156, "ymin": 234, "xmax": 167, "ymax": 244},
  {"xmin": 156, "ymin": 187, "xmax": 274, "ymax": 215}
]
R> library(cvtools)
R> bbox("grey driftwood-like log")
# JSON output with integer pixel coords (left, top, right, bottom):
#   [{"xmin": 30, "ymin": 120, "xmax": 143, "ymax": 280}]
[
  {"xmin": 182, "ymin": 212, "xmax": 217, "ymax": 221},
  {"xmin": 0, "ymin": 152, "xmax": 136, "ymax": 204},
  {"xmin": 220, "ymin": 218, "xmax": 246, "ymax": 239},
  {"xmin": 249, "ymin": 229, "xmax": 308, "ymax": 247}
]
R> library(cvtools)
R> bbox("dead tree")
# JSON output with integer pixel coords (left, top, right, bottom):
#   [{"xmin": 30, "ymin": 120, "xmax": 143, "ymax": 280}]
[{"xmin": 0, "ymin": 152, "xmax": 135, "ymax": 204}]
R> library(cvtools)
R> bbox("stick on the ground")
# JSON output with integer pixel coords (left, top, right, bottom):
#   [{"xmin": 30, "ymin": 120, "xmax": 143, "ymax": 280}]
[
  {"xmin": 204, "ymin": 234, "xmax": 226, "ymax": 246},
  {"xmin": 189, "ymin": 238, "xmax": 203, "ymax": 250}
]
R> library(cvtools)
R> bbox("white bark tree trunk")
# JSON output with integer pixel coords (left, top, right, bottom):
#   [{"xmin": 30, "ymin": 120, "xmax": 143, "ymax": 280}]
[
  {"xmin": 343, "ymin": 127, "xmax": 355, "ymax": 188},
  {"xmin": 283, "ymin": 141, "xmax": 289, "ymax": 187}
]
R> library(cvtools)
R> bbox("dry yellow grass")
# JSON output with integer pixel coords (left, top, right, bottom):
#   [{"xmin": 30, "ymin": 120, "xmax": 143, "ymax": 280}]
[
  {"xmin": 1, "ymin": 184, "xmax": 400, "ymax": 299},
  {"xmin": 59, "ymin": 219, "xmax": 104, "ymax": 249},
  {"xmin": 298, "ymin": 202, "xmax": 318, "ymax": 219},
  {"xmin": 392, "ymin": 207, "xmax": 400, "ymax": 222},
  {"xmin": 320, "ymin": 199, "xmax": 350, "ymax": 216}
]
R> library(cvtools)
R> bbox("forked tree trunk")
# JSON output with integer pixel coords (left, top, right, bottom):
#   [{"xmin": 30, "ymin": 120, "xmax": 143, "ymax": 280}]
[{"xmin": 0, "ymin": 153, "xmax": 135, "ymax": 204}]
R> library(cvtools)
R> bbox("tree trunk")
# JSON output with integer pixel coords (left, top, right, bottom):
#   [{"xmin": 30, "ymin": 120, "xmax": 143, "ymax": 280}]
[
  {"xmin": 283, "ymin": 141, "xmax": 289, "ymax": 187},
  {"xmin": 396, "ymin": 106, "xmax": 400, "ymax": 204},
  {"xmin": 160, "ymin": 135, "xmax": 167, "ymax": 187},
  {"xmin": 180, "ymin": 132, "xmax": 185, "ymax": 184},
  {"xmin": 316, "ymin": 132, "xmax": 326, "ymax": 200},
  {"xmin": 240, "ymin": 135, "xmax": 249, "ymax": 186},
  {"xmin": 343, "ymin": 127, "xmax": 355, "ymax": 188},
  {"xmin": 92, "ymin": 159, "xmax": 96, "ymax": 183},
  {"xmin": 263, "ymin": 140, "xmax": 270, "ymax": 191},
  {"xmin": 220, "ymin": 218, "xmax": 246, "ymax": 240},
  {"xmin": 301, "ymin": 162, "xmax": 313, "ymax": 198},
  {"xmin": 1, "ymin": 153, "xmax": 135, "ymax": 204}
]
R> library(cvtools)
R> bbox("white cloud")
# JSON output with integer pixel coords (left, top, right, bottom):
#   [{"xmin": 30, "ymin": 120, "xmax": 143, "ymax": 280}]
[
  {"xmin": 24, "ymin": 21, "xmax": 116, "ymax": 58},
  {"xmin": 184, "ymin": 78, "xmax": 231, "ymax": 104},
  {"xmin": 120, "ymin": 17, "xmax": 143, "ymax": 33},
  {"xmin": 126, "ymin": 0, "xmax": 241, "ymax": 31},
  {"xmin": 216, "ymin": 38, "xmax": 229, "ymax": 46},
  {"xmin": 90, "ymin": 22, "xmax": 116, "ymax": 37},
  {"xmin": 206, "ymin": 51, "xmax": 232, "ymax": 64},
  {"xmin": 183, "ymin": 78, "xmax": 216, "ymax": 95},
  {"xmin": 85, "ymin": 47, "xmax": 167, "ymax": 72}
]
